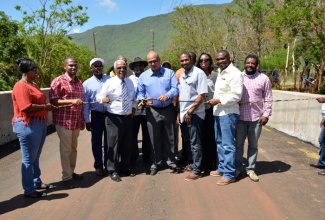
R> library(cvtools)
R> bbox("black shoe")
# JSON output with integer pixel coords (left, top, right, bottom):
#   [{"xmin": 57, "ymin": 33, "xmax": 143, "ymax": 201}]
[
  {"xmin": 110, "ymin": 172, "xmax": 121, "ymax": 182},
  {"xmin": 318, "ymin": 170, "xmax": 325, "ymax": 176},
  {"xmin": 122, "ymin": 169, "xmax": 136, "ymax": 177},
  {"xmin": 63, "ymin": 179, "xmax": 80, "ymax": 189},
  {"xmin": 24, "ymin": 191, "xmax": 47, "ymax": 198},
  {"xmin": 72, "ymin": 173, "xmax": 83, "ymax": 180},
  {"xmin": 36, "ymin": 183, "xmax": 54, "ymax": 190},
  {"xmin": 172, "ymin": 167, "xmax": 183, "ymax": 174},
  {"xmin": 150, "ymin": 169, "xmax": 158, "ymax": 176}
]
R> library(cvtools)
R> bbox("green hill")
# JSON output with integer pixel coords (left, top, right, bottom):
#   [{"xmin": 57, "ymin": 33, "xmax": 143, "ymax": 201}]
[{"xmin": 70, "ymin": 3, "xmax": 231, "ymax": 67}]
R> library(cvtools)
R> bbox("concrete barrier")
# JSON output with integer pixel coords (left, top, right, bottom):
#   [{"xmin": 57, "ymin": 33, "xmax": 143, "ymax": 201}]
[
  {"xmin": 267, "ymin": 90, "xmax": 322, "ymax": 147},
  {"xmin": 0, "ymin": 89, "xmax": 323, "ymax": 147},
  {"xmin": 0, "ymin": 88, "xmax": 52, "ymax": 146}
]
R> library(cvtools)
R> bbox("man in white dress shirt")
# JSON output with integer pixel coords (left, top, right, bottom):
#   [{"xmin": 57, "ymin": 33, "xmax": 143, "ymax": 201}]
[{"xmin": 97, "ymin": 60, "xmax": 137, "ymax": 182}]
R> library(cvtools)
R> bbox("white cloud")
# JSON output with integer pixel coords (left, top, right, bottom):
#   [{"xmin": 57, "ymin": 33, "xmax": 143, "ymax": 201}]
[
  {"xmin": 98, "ymin": 0, "xmax": 118, "ymax": 12},
  {"xmin": 73, "ymin": 28, "xmax": 81, "ymax": 33}
]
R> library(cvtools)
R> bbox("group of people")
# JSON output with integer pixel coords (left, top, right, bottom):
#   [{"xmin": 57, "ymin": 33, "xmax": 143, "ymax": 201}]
[{"xmin": 12, "ymin": 49, "xmax": 275, "ymax": 198}]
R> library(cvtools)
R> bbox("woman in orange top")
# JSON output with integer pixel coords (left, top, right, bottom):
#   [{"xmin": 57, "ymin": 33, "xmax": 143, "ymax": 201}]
[{"xmin": 12, "ymin": 58, "xmax": 55, "ymax": 198}]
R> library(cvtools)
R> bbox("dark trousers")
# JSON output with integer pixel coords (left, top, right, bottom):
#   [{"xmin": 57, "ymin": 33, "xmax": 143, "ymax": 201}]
[
  {"xmin": 105, "ymin": 113, "xmax": 132, "ymax": 173},
  {"xmin": 91, "ymin": 111, "xmax": 108, "ymax": 169},
  {"xmin": 131, "ymin": 115, "xmax": 150, "ymax": 163},
  {"xmin": 146, "ymin": 105, "xmax": 177, "ymax": 170},
  {"xmin": 180, "ymin": 114, "xmax": 203, "ymax": 175},
  {"xmin": 201, "ymin": 107, "xmax": 217, "ymax": 172}
]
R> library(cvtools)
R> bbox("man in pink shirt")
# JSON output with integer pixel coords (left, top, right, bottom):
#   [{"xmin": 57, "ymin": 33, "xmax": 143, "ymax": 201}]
[{"xmin": 235, "ymin": 54, "xmax": 273, "ymax": 182}]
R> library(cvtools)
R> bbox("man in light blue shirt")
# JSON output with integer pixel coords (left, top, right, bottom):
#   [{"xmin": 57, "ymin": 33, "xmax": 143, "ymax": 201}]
[
  {"xmin": 178, "ymin": 52, "xmax": 207, "ymax": 181},
  {"xmin": 83, "ymin": 58, "xmax": 110, "ymax": 176},
  {"xmin": 137, "ymin": 51, "xmax": 182, "ymax": 175}
]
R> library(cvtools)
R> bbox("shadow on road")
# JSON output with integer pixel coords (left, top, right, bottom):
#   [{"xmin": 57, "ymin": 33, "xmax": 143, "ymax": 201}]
[
  {"xmin": 0, "ymin": 193, "xmax": 69, "ymax": 215},
  {"xmin": 256, "ymin": 160, "xmax": 291, "ymax": 175}
]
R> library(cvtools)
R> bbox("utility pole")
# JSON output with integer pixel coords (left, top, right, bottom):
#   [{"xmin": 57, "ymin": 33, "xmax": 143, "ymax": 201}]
[
  {"xmin": 150, "ymin": 29, "xmax": 154, "ymax": 51},
  {"xmin": 92, "ymin": 32, "xmax": 97, "ymax": 55}
]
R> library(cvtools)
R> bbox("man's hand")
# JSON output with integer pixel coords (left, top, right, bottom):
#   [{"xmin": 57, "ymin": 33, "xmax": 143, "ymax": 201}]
[
  {"xmin": 101, "ymin": 97, "xmax": 110, "ymax": 103},
  {"xmin": 206, "ymin": 98, "xmax": 220, "ymax": 107},
  {"xmin": 146, "ymin": 97, "xmax": 153, "ymax": 107},
  {"xmin": 80, "ymin": 122, "xmax": 86, "ymax": 130},
  {"xmin": 316, "ymin": 97, "xmax": 325, "ymax": 103},
  {"xmin": 176, "ymin": 113, "xmax": 181, "ymax": 125},
  {"xmin": 184, "ymin": 112, "xmax": 191, "ymax": 125},
  {"xmin": 86, "ymin": 123, "xmax": 92, "ymax": 131},
  {"xmin": 157, "ymin": 94, "xmax": 169, "ymax": 102},
  {"xmin": 320, "ymin": 119, "xmax": 324, "ymax": 128},
  {"xmin": 260, "ymin": 116, "xmax": 269, "ymax": 125},
  {"xmin": 72, "ymin": 99, "xmax": 83, "ymax": 106}
]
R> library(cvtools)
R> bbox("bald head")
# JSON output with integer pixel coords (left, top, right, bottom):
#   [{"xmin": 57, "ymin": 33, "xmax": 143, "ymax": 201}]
[{"xmin": 147, "ymin": 51, "xmax": 161, "ymax": 73}]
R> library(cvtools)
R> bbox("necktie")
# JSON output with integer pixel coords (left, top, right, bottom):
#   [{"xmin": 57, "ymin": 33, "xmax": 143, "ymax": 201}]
[{"xmin": 121, "ymin": 80, "xmax": 129, "ymax": 113}]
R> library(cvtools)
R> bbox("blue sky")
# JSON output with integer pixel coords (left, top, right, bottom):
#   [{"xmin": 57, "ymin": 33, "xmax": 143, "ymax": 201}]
[{"xmin": 1, "ymin": 0, "xmax": 232, "ymax": 33}]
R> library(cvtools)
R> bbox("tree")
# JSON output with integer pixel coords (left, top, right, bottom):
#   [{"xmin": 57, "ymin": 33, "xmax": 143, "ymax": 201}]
[
  {"xmin": 0, "ymin": 12, "xmax": 25, "ymax": 91},
  {"xmin": 271, "ymin": 0, "xmax": 325, "ymax": 91},
  {"xmin": 167, "ymin": 5, "xmax": 226, "ymax": 59},
  {"xmin": 15, "ymin": 0, "xmax": 89, "ymax": 87},
  {"xmin": 231, "ymin": 0, "xmax": 275, "ymax": 60}
]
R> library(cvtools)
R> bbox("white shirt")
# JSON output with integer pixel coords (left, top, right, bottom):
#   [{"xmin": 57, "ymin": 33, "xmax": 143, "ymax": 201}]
[
  {"xmin": 213, "ymin": 63, "xmax": 243, "ymax": 116},
  {"xmin": 97, "ymin": 76, "xmax": 136, "ymax": 115}
]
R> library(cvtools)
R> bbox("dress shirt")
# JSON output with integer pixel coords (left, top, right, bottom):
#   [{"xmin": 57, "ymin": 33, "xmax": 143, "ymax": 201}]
[
  {"xmin": 213, "ymin": 63, "xmax": 243, "ymax": 116},
  {"xmin": 96, "ymin": 76, "xmax": 136, "ymax": 115},
  {"xmin": 239, "ymin": 71, "xmax": 273, "ymax": 121},
  {"xmin": 50, "ymin": 73, "xmax": 84, "ymax": 130},
  {"xmin": 179, "ymin": 66, "xmax": 208, "ymax": 123},
  {"xmin": 137, "ymin": 67, "xmax": 178, "ymax": 108},
  {"xmin": 83, "ymin": 74, "xmax": 111, "ymax": 123},
  {"xmin": 129, "ymin": 73, "xmax": 145, "ymax": 116}
]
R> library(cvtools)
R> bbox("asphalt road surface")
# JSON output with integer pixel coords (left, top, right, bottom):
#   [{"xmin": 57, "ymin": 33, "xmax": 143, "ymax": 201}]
[{"xmin": 0, "ymin": 126, "xmax": 324, "ymax": 219}]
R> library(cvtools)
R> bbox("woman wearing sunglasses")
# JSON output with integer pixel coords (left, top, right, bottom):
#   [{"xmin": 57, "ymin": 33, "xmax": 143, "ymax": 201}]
[
  {"xmin": 12, "ymin": 58, "xmax": 55, "ymax": 198},
  {"xmin": 196, "ymin": 53, "xmax": 218, "ymax": 174}
]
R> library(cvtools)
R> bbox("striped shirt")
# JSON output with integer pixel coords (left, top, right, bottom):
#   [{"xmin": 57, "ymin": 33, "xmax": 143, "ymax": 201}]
[
  {"xmin": 50, "ymin": 73, "xmax": 84, "ymax": 130},
  {"xmin": 239, "ymin": 71, "xmax": 273, "ymax": 121}
]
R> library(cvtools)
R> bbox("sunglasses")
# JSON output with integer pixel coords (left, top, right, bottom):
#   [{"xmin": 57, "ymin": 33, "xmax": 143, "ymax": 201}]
[
  {"xmin": 134, "ymin": 64, "xmax": 144, "ymax": 67},
  {"xmin": 148, "ymin": 59, "xmax": 158, "ymax": 64},
  {"xmin": 199, "ymin": 59, "xmax": 210, "ymax": 63},
  {"xmin": 117, "ymin": 66, "xmax": 127, "ymax": 70},
  {"xmin": 94, "ymin": 65, "xmax": 103, "ymax": 68}
]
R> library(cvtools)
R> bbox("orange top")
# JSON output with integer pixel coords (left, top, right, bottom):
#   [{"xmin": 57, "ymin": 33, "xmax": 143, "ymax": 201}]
[
  {"xmin": 12, "ymin": 81, "xmax": 48, "ymax": 125},
  {"xmin": 175, "ymin": 68, "xmax": 185, "ymax": 83}
]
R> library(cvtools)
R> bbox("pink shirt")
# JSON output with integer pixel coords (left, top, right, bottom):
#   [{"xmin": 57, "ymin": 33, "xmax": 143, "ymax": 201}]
[{"xmin": 239, "ymin": 71, "xmax": 273, "ymax": 121}]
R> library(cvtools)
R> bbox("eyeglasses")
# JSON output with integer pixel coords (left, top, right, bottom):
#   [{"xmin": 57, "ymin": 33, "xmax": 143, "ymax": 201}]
[
  {"xmin": 116, "ymin": 66, "xmax": 127, "ymax": 70},
  {"xmin": 94, "ymin": 65, "xmax": 103, "ymax": 68},
  {"xmin": 148, "ymin": 59, "xmax": 158, "ymax": 64},
  {"xmin": 30, "ymin": 67, "xmax": 38, "ymax": 71},
  {"xmin": 199, "ymin": 59, "xmax": 210, "ymax": 63}
]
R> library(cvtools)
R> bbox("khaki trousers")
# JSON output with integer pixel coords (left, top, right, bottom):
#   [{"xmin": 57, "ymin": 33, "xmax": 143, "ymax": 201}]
[{"xmin": 55, "ymin": 125, "xmax": 80, "ymax": 181}]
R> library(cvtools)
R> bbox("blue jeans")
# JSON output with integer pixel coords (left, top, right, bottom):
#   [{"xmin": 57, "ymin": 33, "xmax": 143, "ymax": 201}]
[
  {"xmin": 13, "ymin": 119, "xmax": 46, "ymax": 195},
  {"xmin": 181, "ymin": 114, "xmax": 203, "ymax": 175},
  {"xmin": 318, "ymin": 123, "xmax": 325, "ymax": 166},
  {"xmin": 214, "ymin": 114, "xmax": 239, "ymax": 180},
  {"xmin": 235, "ymin": 120, "xmax": 262, "ymax": 173},
  {"xmin": 91, "ymin": 111, "xmax": 108, "ymax": 169}
]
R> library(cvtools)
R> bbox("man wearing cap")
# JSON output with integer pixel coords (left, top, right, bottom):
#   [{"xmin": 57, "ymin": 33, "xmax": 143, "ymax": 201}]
[
  {"xmin": 162, "ymin": 61, "xmax": 172, "ymax": 70},
  {"xmin": 109, "ymin": 55, "xmax": 133, "ymax": 78},
  {"xmin": 83, "ymin": 58, "xmax": 110, "ymax": 176},
  {"xmin": 137, "ymin": 51, "xmax": 182, "ymax": 175},
  {"xmin": 97, "ymin": 59, "xmax": 137, "ymax": 182},
  {"xmin": 129, "ymin": 57, "xmax": 151, "ymax": 164}
]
